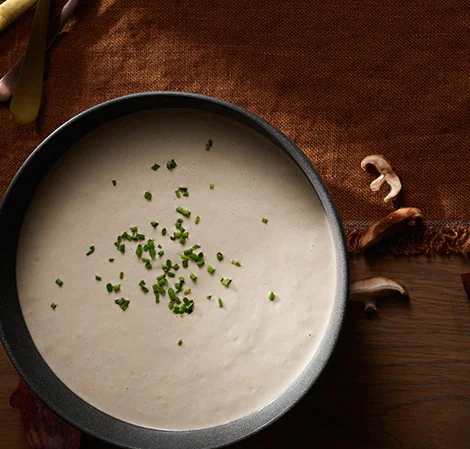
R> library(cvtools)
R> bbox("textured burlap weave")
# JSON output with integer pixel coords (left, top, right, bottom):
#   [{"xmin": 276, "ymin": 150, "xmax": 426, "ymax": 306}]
[{"xmin": 1, "ymin": 1, "xmax": 469, "ymax": 254}]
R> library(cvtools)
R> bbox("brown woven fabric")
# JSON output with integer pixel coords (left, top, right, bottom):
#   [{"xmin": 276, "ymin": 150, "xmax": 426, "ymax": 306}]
[{"xmin": 1, "ymin": 1, "xmax": 469, "ymax": 253}]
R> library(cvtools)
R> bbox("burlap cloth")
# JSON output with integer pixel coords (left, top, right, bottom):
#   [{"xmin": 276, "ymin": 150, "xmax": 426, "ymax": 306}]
[{"xmin": 1, "ymin": 0, "xmax": 469, "ymax": 254}]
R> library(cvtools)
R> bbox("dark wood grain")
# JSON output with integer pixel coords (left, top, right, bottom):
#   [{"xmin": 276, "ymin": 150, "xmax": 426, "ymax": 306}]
[{"xmin": 2, "ymin": 255, "xmax": 470, "ymax": 449}]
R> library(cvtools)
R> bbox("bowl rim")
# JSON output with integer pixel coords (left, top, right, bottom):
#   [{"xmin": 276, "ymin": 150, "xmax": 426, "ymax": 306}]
[{"xmin": 0, "ymin": 92, "xmax": 349, "ymax": 449}]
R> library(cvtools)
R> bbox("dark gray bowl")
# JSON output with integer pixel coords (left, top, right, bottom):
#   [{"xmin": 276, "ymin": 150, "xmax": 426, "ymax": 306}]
[{"xmin": 0, "ymin": 92, "xmax": 348, "ymax": 449}]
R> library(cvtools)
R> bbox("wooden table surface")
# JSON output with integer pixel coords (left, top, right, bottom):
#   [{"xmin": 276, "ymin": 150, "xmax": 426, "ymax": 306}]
[{"xmin": 1, "ymin": 254, "xmax": 470, "ymax": 449}]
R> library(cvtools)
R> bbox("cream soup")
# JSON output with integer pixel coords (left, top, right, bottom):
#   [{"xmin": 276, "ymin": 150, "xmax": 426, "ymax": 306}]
[{"xmin": 16, "ymin": 109, "xmax": 336, "ymax": 430}]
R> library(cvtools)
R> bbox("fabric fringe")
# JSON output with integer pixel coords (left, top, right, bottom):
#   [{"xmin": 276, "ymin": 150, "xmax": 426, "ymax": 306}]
[{"xmin": 345, "ymin": 222, "xmax": 470, "ymax": 256}]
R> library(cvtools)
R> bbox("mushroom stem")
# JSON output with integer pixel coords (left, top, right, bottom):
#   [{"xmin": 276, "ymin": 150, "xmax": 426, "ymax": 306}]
[{"xmin": 361, "ymin": 155, "xmax": 402, "ymax": 203}]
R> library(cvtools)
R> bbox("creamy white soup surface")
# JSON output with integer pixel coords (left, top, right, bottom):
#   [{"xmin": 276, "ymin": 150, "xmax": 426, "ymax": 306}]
[{"xmin": 16, "ymin": 109, "xmax": 336, "ymax": 430}]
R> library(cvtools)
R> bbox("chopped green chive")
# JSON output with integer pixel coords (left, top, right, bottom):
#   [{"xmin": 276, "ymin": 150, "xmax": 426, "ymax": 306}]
[
  {"xmin": 86, "ymin": 245, "xmax": 95, "ymax": 256},
  {"xmin": 115, "ymin": 298, "xmax": 130, "ymax": 311},
  {"xmin": 209, "ymin": 183, "xmax": 214, "ymax": 190},
  {"xmin": 231, "ymin": 260, "xmax": 242, "ymax": 267},
  {"xmin": 207, "ymin": 265, "xmax": 216, "ymax": 275},
  {"xmin": 95, "ymin": 274, "xmax": 102, "ymax": 281},
  {"xmin": 55, "ymin": 278, "xmax": 63, "ymax": 287},
  {"xmin": 262, "ymin": 217, "xmax": 268, "ymax": 224},
  {"xmin": 172, "ymin": 264, "xmax": 180, "ymax": 271},
  {"xmin": 218, "ymin": 298, "xmax": 224, "ymax": 308},
  {"xmin": 144, "ymin": 191, "xmax": 152, "ymax": 201},
  {"xmin": 50, "ymin": 303, "xmax": 57, "ymax": 310},
  {"xmin": 205, "ymin": 138, "xmax": 213, "ymax": 151},
  {"xmin": 151, "ymin": 221, "xmax": 159, "ymax": 229},
  {"xmin": 167, "ymin": 272, "xmax": 176, "ymax": 278},
  {"xmin": 109, "ymin": 258, "xmax": 114, "ymax": 262},
  {"xmin": 182, "ymin": 259, "xmax": 189, "ymax": 268},
  {"xmin": 162, "ymin": 228, "xmax": 167, "ymax": 236},
  {"xmin": 216, "ymin": 252, "xmax": 224, "ymax": 261},
  {"xmin": 168, "ymin": 288, "xmax": 177, "ymax": 301},
  {"xmin": 269, "ymin": 291, "xmax": 276, "ymax": 301},
  {"xmin": 221, "ymin": 278, "xmax": 232, "ymax": 288},
  {"xmin": 106, "ymin": 283, "xmax": 113, "ymax": 293},
  {"xmin": 184, "ymin": 289, "xmax": 192, "ymax": 295},
  {"xmin": 151, "ymin": 163, "xmax": 160, "ymax": 171},
  {"xmin": 178, "ymin": 339, "xmax": 183, "ymax": 346},
  {"xmin": 112, "ymin": 284, "xmax": 121, "ymax": 292},
  {"xmin": 120, "ymin": 272, "xmax": 124, "ymax": 280},
  {"xmin": 158, "ymin": 250, "xmax": 164, "ymax": 257},
  {"xmin": 176, "ymin": 206, "xmax": 191, "ymax": 218},
  {"xmin": 145, "ymin": 262, "xmax": 152, "ymax": 270},
  {"xmin": 166, "ymin": 159, "xmax": 177, "ymax": 170},
  {"xmin": 175, "ymin": 189, "xmax": 181, "ymax": 199},
  {"xmin": 195, "ymin": 216, "xmax": 200, "ymax": 225},
  {"xmin": 130, "ymin": 226, "xmax": 138, "ymax": 233},
  {"xmin": 118, "ymin": 244, "xmax": 125, "ymax": 254},
  {"xmin": 190, "ymin": 273, "xmax": 197, "ymax": 281},
  {"xmin": 136, "ymin": 244, "xmax": 143, "ymax": 258},
  {"xmin": 207, "ymin": 295, "xmax": 212, "ymax": 300},
  {"xmin": 112, "ymin": 180, "xmax": 117, "ymax": 186}
]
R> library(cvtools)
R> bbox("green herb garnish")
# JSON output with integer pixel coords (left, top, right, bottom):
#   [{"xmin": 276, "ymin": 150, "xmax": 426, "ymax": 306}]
[
  {"xmin": 178, "ymin": 339, "xmax": 183, "ymax": 346},
  {"xmin": 109, "ymin": 258, "xmax": 115, "ymax": 262},
  {"xmin": 120, "ymin": 272, "xmax": 124, "ymax": 280},
  {"xmin": 216, "ymin": 252, "xmax": 224, "ymax": 261},
  {"xmin": 118, "ymin": 244, "xmax": 125, "ymax": 254},
  {"xmin": 190, "ymin": 273, "xmax": 197, "ymax": 281},
  {"xmin": 218, "ymin": 298, "xmax": 224, "ymax": 308},
  {"xmin": 262, "ymin": 217, "xmax": 268, "ymax": 224},
  {"xmin": 207, "ymin": 265, "xmax": 216, "ymax": 275},
  {"xmin": 269, "ymin": 291, "xmax": 276, "ymax": 301},
  {"xmin": 151, "ymin": 221, "xmax": 159, "ymax": 229},
  {"xmin": 112, "ymin": 284, "xmax": 121, "ymax": 292},
  {"xmin": 162, "ymin": 228, "xmax": 167, "ymax": 236},
  {"xmin": 166, "ymin": 159, "xmax": 177, "ymax": 170},
  {"xmin": 220, "ymin": 278, "xmax": 232, "ymax": 288},
  {"xmin": 106, "ymin": 283, "xmax": 113, "ymax": 293},
  {"xmin": 151, "ymin": 163, "xmax": 160, "ymax": 171},
  {"xmin": 55, "ymin": 278, "xmax": 63, "ymax": 287},
  {"xmin": 182, "ymin": 259, "xmax": 189, "ymax": 268},
  {"xmin": 184, "ymin": 289, "xmax": 192, "ymax": 295},
  {"xmin": 176, "ymin": 206, "xmax": 191, "ymax": 218},
  {"xmin": 95, "ymin": 274, "xmax": 102, "ymax": 281},
  {"xmin": 207, "ymin": 295, "xmax": 212, "ymax": 300},
  {"xmin": 115, "ymin": 298, "xmax": 130, "ymax": 311},
  {"xmin": 209, "ymin": 183, "xmax": 214, "ymax": 190},
  {"xmin": 231, "ymin": 260, "xmax": 242, "ymax": 267},
  {"xmin": 112, "ymin": 180, "xmax": 117, "ymax": 186},
  {"xmin": 50, "ymin": 303, "xmax": 57, "ymax": 310},
  {"xmin": 144, "ymin": 191, "xmax": 152, "ymax": 201},
  {"xmin": 205, "ymin": 139, "xmax": 213, "ymax": 151},
  {"xmin": 195, "ymin": 216, "xmax": 200, "ymax": 225},
  {"xmin": 86, "ymin": 245, "xmax": 95, "ymax": 256}
]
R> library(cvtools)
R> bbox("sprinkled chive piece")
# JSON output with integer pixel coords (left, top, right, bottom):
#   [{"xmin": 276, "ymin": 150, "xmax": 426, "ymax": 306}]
[
  {"xmin": 136, "ymin": 244, "xmax": 143, "ymax": 258},
  {"xmin": 207, "ymin": 265, "xmax": 216, "ymax": 275},
  {"xmin": 176, "ymin": 206, "xmax": 191, "ymax": 218},
  {"xmin": 182, "ymin": 259, "xmax": 189, "ymax": 268},
  {"xmin": 205, "ymin": 138, "xmax": 213, "ymax": 151},
  {"xmin": 207, "ymin": 295, "xmax": 212, "ymax": 300},
  {"xmin": 166, "ymin": 159, "xmax": 177, "ymax": 170},
  {"xmin": 109, "ymin": 258, "xmax": 115, "ymax": 262},
  {"xmin": 231, "ymin": 260, "xmax": 242, "ymax": 267},
  {"xmin": 112, "ymin": 180, "xmax": 117, "ymax": 186},
  {"xmin": 95, "ymin": 274, "xmax": 102, "ymax": 281},
  {"xmin": 50, "ymin": 303, "xmax": 57, "ymax": 310},
  {"xmin": 151, "ymin": 221, "xmax": 159, "ymax": 229},
  {"xmin": 190, "ymin": 273, "xmax": 197, "ymax": 281},
  {"xmin": 130, "ymin": 226, "xmax": 138, "ymax": 233},
  {"xmin": 167, "ymin": 272, "xmax": 176, "ymax": 278},
  {"xmin": 178, "ymin": 339, "xmax": 183, "ymax": 346},
  {"xmin": 209, "ymin": 183, "xmax": 214, "ymax": 190},
  {"xmin": 184, "ymin": 289, "xmax": 192, "ymax": 295},
  {"xmin": 115, "ymin": 298, "xmax": 130, "ymax": 311},
  {"xmin": 55, "ymin": 278, "xmax": 63, "ymax": 287},
  {"xmin": 106, "ymin": 283, "xmax": 113, "ymax": 293},
  {"xmin": 216, "ymin": 252, "xmax": 224, "ymax": 261},
  {"xmin": 86, "ymin": 245, "xmax": 95, "ymax": 256},
  {"xmin": 158, "ymin": 250, "xmax": 164, "ymax": 257},
  {"xmin": 120, "ymin": 272, "xmax": 124, "ymax": 280},
  {"xmin": 195, "ymin": 216, "xmax": 200, "ymax": 225},
  {"xmin": 112, "ymin": 284, "xmax": 121, "ymax": 292},
  {"xmin": 269, "ymin": 291, "xmax": 276, "ymax": 301},
  {"xmin": 262, "ymin": 217, "xmax": 268, "ymax": 224},
  {"xmin": 118, "ymin": 244, "xmax": 125, "ymax": 254},
  {"xmin": 162, "ymin": 228, "xmax": 167, "ymax": 236},
  {"xmin": 218, "ymin": 298, "xmax": 224, "ymax": 308},
  {"xmin": 144, "ymin": 191, "xmax": 152, "ymax": 201},
  {"xmin": 151, "ymin": 163, "xmax": 160, "ymax": 171},
  {"xmin": 175, "ymin": 186, "xmax": 189, "ymax": 198},
  {"xmin": 221, "ymin": 278, "xmax": 232, "ymax": 288}
]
